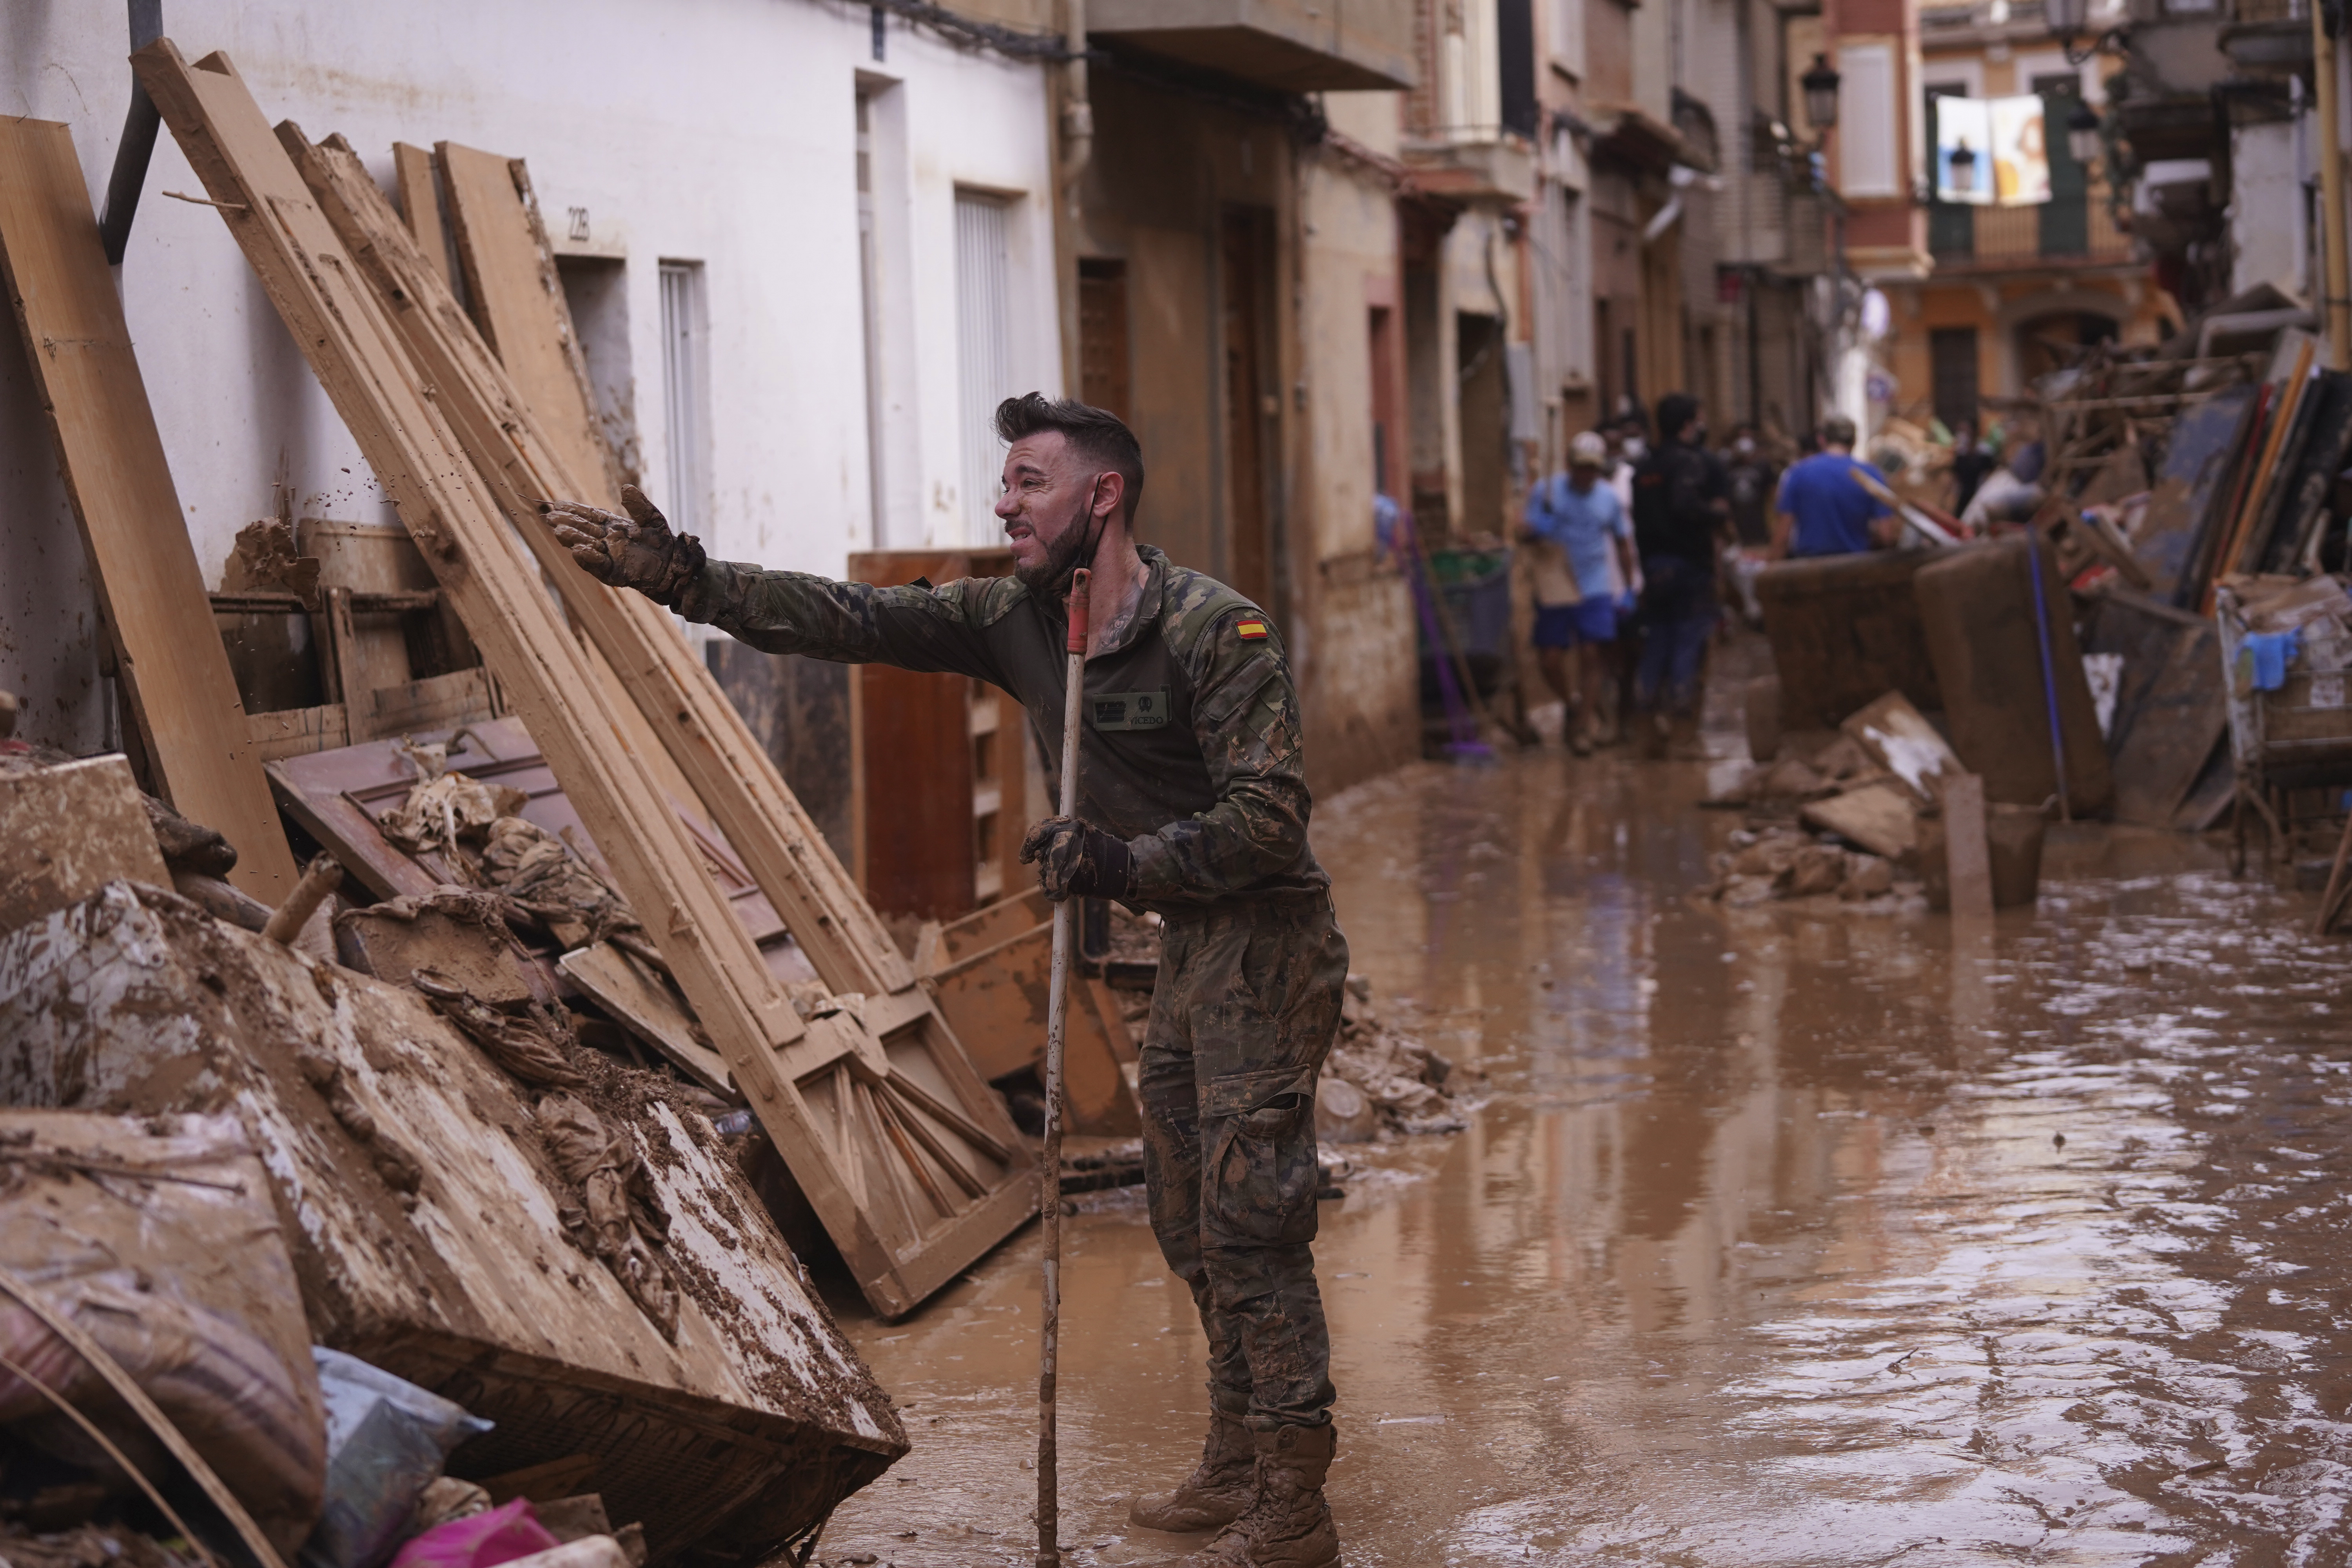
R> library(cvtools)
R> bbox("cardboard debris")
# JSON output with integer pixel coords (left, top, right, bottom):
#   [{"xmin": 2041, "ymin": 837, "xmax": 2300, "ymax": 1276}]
[{"xmin": 1839, "ymin": 691, "xmax": 1964, "ymax": 805}]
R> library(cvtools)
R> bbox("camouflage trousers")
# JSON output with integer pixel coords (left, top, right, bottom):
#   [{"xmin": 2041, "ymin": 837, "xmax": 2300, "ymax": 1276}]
[{"xmin": 1140, "ymin": 893, "xmax": 1348, "ymax": 1431}]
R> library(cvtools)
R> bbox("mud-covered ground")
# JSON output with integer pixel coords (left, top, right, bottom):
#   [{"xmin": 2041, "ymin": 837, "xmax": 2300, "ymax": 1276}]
[{"xmin": 820, "ymin": 685, "xmax": 2352, "ymax": 1565}]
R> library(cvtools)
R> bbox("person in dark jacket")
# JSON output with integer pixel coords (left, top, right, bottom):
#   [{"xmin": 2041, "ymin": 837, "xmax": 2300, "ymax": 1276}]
[
  {"xmin": 1630, "ymin": 393, "xmax": 1730, "ymax": 745},
  {"xmin": 543, "ymin": 394, "xmax": 1348, "ymax": 1568}
]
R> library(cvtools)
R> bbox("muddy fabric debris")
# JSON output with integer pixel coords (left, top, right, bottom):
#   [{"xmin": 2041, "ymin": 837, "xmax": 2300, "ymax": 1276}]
[
  {"xmin": 537, "ymin": 1091, "xmax": 682, "ymax": 1342},
  {"xmin": 477, "ymin": 817, "xmax": 646, "ymax": 955},
  {"xmin": 413, "ymin": 978, "xmax": 588, "ymax": 1090}
]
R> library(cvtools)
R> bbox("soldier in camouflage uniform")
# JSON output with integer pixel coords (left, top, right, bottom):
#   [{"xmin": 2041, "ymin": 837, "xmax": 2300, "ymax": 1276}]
[{"xmin": 544, "ymin": 393, "xmax": 1348, "ymax": 1568}]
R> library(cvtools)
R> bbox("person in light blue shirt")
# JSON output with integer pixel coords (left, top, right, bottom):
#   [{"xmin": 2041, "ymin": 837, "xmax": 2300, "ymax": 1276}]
[
  {"xmin": 1771, "ymin": 413, "xmax": 1897, "ymax": 559},
  {"xmin": 1523, "ymin": 431, "xmax": 1638, "ymax": 754}
]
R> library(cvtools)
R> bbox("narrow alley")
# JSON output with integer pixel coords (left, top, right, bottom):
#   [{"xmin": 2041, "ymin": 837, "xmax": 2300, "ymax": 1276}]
[{"xmin": 825, "ymin": 684, "xmax": 2352, "ymax": 1564}]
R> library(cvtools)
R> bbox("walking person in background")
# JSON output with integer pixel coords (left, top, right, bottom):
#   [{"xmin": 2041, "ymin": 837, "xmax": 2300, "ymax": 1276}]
[
  {"xmin": 1630, "ymin": 394, "xmax": 1730, "ymax": 754},
  {"xmin": 1521, "ymin": 431, "xmax": 1639, "ymax": 755},
  {"xmin": 1770, "ymin": 413, "xmax": 1896, "ymax": 560},
  {"xmin": 1949, "ymin": 418, "xmax": 1997, "ymax": 515}
]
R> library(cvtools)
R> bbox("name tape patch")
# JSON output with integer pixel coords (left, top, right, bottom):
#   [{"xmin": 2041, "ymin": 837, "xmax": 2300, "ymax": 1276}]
[
  {"xmin": 1091, "ymin": 688, "xmax": 1171, "ymax": 731},
  {"xmin": 1235, "ymin": 618, "xmax": 1269, "ymax": 641}
]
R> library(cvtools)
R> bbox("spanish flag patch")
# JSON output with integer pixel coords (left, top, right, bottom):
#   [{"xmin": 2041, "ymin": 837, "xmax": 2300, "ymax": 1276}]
[{"xmin": 1235, "ymin": 618, "xmax": 1269, "ymax": 641}]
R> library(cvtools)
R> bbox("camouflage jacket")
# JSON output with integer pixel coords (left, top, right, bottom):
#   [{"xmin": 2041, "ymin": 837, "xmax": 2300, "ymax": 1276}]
[{"xmin": 675, "ymin": 546, "xmax": 1328, "ymax": 911}]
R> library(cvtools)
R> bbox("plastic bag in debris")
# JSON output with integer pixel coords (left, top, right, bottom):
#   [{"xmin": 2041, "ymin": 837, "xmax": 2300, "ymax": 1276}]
[
  {"xmin": 387, "ymin": 1497, "xmax": 560, "ymax": 1568},
  {"xmin": 299, "ymin": 1348, "xmax": 492, "ymax": 1568}
]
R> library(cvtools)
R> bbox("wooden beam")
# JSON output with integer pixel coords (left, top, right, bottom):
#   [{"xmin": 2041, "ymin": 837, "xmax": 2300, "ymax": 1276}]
[
  {"xmin": 0, "ymin": 117, "xmax": 298, "ymax": 902},
  {"xmin": 434, "ymin": 143, "xmax": 618, "ymax": 501},
  {"xmin": 131, "ymin": 41, "xmax": 913, "ymax": 1307},
  {"xmin": 390, "ymin": 142, "xmax": 450, "ymax": 292}
]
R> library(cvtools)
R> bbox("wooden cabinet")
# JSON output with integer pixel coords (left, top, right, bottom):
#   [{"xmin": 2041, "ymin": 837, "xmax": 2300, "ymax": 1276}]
[{"xmin": 848, "ymin": 548, "xmax": 1031, "ymax": 921}]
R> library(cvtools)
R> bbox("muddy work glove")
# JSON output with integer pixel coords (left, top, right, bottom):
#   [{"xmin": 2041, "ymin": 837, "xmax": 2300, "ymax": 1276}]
[
  {"xmin": 540, "ymin": 485, "xmax": 706, "ymax": 606},
  {"xmin": 1020, "ymin": 816, "xmax": 1133, "ymax": 902}
]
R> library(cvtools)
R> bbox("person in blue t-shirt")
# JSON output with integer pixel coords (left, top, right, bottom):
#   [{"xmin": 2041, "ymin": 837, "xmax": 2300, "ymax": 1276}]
[
  {"xmin": 1771, "ymin": 413, "xmax": 1898, "ymax": 559},
  {"xmin": 1523, "ymin": 430, "xmax": 1637, "ymax": 754}
]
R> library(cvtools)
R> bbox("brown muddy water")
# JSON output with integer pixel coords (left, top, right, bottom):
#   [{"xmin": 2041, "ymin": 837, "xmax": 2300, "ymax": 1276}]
[{"xmin": 819, "ymin": 740, "xmax": 2352, "ymax": 1565}]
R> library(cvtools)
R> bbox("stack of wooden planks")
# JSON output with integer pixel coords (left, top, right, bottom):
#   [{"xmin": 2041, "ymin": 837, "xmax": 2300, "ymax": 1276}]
[{"xmin": 129, "ymin": 40, "xmax": 1036, "ymax": 1319}]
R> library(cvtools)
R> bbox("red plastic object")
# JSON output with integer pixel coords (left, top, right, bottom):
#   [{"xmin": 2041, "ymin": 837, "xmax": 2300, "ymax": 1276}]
[
  {"xmin": 1066, "ymin": 567, "xmax": 1091, "ymax": 653},
  {"xmin": 389, "ymin": 1498, "xmax": 562, "ymax": 1568}
]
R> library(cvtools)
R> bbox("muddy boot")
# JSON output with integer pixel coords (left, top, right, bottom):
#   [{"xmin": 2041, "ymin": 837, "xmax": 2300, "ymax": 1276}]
[
  {"xmin": 1130, "ymin": 1411, "xmax": 1257, "ymax": 1534},
  {"xmin": 1186, "ymin": 1422, "xmax": 1340, "ymax": 1568}
]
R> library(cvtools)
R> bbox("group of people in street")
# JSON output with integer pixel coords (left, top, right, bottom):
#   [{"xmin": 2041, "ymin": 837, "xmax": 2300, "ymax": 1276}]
[{"xmin": 1517, "ymin": 396, "xmax": 1906, "ymax": 755}]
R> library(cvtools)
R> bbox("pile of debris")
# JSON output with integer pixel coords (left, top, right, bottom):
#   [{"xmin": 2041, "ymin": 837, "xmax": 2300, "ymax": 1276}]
[
  {"xmin": 1316, "ymin": 978, "xmax": 1472, "ymax": 1142},
  {"xmin": 0, "ymin": 745, "xmax": 905, "ymax": 1568},
  {"xmin": 1705, "ymin": 690, "xmax": 1959, "ymax": 909}
]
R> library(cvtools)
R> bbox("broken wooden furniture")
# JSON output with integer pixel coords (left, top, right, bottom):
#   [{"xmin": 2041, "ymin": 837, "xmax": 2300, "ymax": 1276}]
[
  {"xmin": 915, "ymin": 890, "xmax": 1142, "ymax": 1137},
  {"xmin": 215, "ymin": 519, "xmax": 499, "ymax": 762},
  {"xmin": 846, "ymin": 548, "xmax": 1033, "ymax": 921},
  {"xmin": 265, "ymin": 717, "xmax": 806, "ymax": 1090},
  {"xmin": 0, "ymin": 116, "xmax": 296, "ymax": 904},
  {"xmin": 0, "ymin": 880, "xmax": 905, "ymax": 1559},
  {"xmin": 137, "ymin": 42, "xmax": 1031, "ymax": 1317}
]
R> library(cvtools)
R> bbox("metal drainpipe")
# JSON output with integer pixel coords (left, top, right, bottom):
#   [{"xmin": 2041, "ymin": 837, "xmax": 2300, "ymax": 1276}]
[
  {"xmin": 2316, "ymin": 0, "xmax": 2351, "ymax": 368},
  {"xmin": 1055, "ymin": 0, "xmax": 1093, "ymax": 396},
  {"xmin": 98, "ymin": 0, "xmax": 166, "ymax": 267}
]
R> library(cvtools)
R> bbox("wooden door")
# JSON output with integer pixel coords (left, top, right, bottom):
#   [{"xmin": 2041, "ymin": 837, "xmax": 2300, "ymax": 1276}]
[
  {"xmin": 1220, "ymin": 207, "xmax": 1276, "ymax": 608},
  {"xmin": 1078, "ymin": 259, "xmax": 1131, "ymax": 419},
  {"xmin": 848, "ymin": 548, "xmax": 1024, "ymax": 922}
]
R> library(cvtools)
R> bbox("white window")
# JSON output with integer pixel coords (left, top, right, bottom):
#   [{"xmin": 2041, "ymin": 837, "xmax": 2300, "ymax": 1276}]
[
  {"xmin": 954, "ymin": 190, "xmax": 1014, "ymax": 545},
  {"xmin": 658, "ymin": 261, "xmax": 709, "ymax": 541},
  {"xmin": 1836, "ymin": 44, "xmax": 1901, "ymax": 198}
]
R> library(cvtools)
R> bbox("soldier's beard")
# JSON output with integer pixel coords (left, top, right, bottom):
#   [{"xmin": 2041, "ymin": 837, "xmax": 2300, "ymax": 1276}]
[{"xmin": 1011, "ymin": 477, "xmax": 1108, "ymax": 594}]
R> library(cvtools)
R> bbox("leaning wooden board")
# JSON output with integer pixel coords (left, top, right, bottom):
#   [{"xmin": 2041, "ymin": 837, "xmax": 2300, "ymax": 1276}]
[
  {"xmin": 287, "ymin": 125, "xmax": 1033, "ymax": 1309},
  {"xmin": 139, "ymin": 44, "xmax": 1031, "ymax": 1315},
  {"xmin": 434, "ymin": 142, "xmax": 618, "ymax": 503},
  {"xmin": 0, "ymin": 117, "xmax": 297, "ymax": 903}
]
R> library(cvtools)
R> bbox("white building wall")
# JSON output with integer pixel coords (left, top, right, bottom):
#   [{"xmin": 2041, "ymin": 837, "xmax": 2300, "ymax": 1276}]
[{"xmin": 0, "ymin": 0, "xmax": 1059, "ymax": 749}]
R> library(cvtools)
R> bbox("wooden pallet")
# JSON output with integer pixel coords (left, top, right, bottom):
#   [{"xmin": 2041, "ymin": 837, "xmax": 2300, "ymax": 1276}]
[
  {"xmin": 137, "ymin": 41, "xmax": 1032, "ymax": 1317},
  {"xmin": 0, "ymin": 117, "xmax": 298, "ymax": 903}
]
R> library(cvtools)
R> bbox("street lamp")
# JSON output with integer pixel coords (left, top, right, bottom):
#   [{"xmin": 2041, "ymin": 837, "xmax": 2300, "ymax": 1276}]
[
  {"xmin": 2066, "ymin": 100, "xmax": 2102, "ymax": 167},
  {"xmin": 1801, "ymin": 54, "xmax": 1842, "ymax": 134}
]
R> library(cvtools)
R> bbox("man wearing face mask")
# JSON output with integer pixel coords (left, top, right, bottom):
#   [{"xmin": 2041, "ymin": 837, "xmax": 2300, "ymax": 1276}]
[{"xmin": 542, "ymin": 392, "xmax": 1349, "ymax": 1568}]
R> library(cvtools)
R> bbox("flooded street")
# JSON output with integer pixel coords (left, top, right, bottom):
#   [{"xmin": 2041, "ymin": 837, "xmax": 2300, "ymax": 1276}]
[{"xmin": 822, "ymin": 720, "xmax": 2352, "ymax": 1564}]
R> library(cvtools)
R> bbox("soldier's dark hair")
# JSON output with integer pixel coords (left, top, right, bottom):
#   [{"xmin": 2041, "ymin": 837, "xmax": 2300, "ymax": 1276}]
[
  {"xmin": 1655, "ymin": 393, "xmax": 1701, "ymax": 443},
  {"xmin": 994, "ymin": 392, "xmax": 1146, "ymax": 523}
]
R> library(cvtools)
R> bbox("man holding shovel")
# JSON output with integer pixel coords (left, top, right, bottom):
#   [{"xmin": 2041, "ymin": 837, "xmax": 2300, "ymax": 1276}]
[{"xmin": 543, "ymin": 393, "xmax": 1349, "ymax": 1568}]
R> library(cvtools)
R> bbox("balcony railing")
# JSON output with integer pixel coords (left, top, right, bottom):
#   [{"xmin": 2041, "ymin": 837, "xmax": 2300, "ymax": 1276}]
[{"xmin": 1928, "ymin": 194, "xmax": 2132, "ymax": 266}]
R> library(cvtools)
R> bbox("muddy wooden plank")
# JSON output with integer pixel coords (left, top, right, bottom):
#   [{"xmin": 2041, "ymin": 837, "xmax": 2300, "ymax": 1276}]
[
  {"xmin": 435, "ymin": 142, "xmax": 617, "ymax": 501},
  {"xmin": 391, "ymin": 142, "xmax": 451, "ymax": 292},
  {"xmin": 559, "ymin": 942, "xmax": 732, "ymax": 1096},
  {"xmin": 0, "ymin": 755, "xmax": 170, "ymax": 931},
  {"xmin": 1839, "ymin": 691, "xmax": 1962, "ymax": 804},
  {"xmin": 1800, "ymin": 781, "xmax": 1919, "ymax": 861},
  {"xmin": 0, "ymin": 117, "xmax": 297, "ymax": 903},
  {"xmin": 248, "ymin": 703, "xmax": 350, "ymax": 763},
  {"xmin": 2109, "ymin": 620, "xmax": 2229, "ymax": 827},
  {"xmin": 1942, "ymin": 773, "xmax": 1995, "ymax": 922}
]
